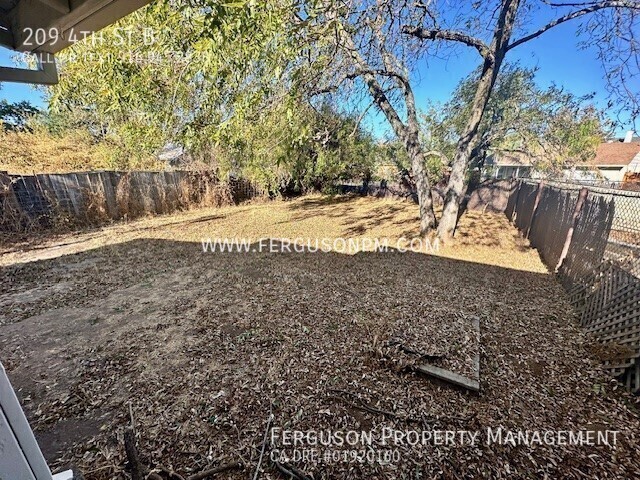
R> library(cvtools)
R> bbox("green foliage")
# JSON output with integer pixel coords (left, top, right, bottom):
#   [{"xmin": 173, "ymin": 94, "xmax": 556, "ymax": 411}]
[
  {"xmin": 0, "ymin": 100, "xmax": 40, "ymax": 132},
  {"xmin": 210, "ymin": 99, "xmax": 379, "ymax": 193},
  {"xmin": 42, "ymin": 2, "xmax": 247, "ymax": 162},
  {"xmin": 50, "ymin": 1, "xmax": 201, "ymax": 164},
  {"xmin": 422, "ymin": 65, "xmax": 608, "ymax": 176},
  {"xmin": 45, "ymin": 0, "xmax": 376, "ymax": 188}
]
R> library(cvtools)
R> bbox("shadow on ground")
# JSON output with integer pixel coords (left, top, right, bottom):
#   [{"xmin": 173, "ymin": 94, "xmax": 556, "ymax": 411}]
[
  {"xmin": 1, "ymin": 238, "xmax": 638, "ymax": 479},
  {"xmin": 289, "ymin": 195, "xmax": 529, "ymax": 250}
]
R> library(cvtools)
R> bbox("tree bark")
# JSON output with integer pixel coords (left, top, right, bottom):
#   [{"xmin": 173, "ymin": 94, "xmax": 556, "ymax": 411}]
[
  {"xmin": 407, "ymin": 133, "xmax": 438, "ymax": 234},
  {"xmin": 402, "ymin": 0, "xmax": 640, "ymax": 240},
  {"xmin": 402, "ymin": 61, "xmax": 438, "ymax": 235},
  {"xmin": 360, "ymin": 70, "xmax": 438, "ymax": 236},
  {"xmin": 334, "ymin": 17, "xmax": 437, "ymax": 235},
  {"xmin": 437, "ymin": 0, "xmax": 521, "ymax": 241}
]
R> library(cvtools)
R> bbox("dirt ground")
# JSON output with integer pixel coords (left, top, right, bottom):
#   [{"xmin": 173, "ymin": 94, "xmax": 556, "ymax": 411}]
[{"xmin": 0, "ymin": 195, "xmax": 638, "ymax": 479}]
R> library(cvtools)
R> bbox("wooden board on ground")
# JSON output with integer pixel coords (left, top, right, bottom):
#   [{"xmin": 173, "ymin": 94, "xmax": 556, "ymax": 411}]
[
  {"xmin": 415, "ymin": 364, "xmax": 480, "ymax": 392},
  {"xmin": 416, "ymin": 316, "xmax": 480, "ymax": 392}
]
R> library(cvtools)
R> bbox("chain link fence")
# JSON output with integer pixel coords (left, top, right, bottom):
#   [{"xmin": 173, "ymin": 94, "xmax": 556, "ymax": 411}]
[{"xmin": 507, "ymin": 180, "xmax": 640, "ymax": 393}]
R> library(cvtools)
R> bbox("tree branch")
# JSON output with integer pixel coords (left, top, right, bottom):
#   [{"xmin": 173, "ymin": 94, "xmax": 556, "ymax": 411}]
[
  {"xmin": 507, "ymin": 0, "xmax": 640, "ymax": 51},
  {"xmin": 331, "ymin": 21, "xmax": 408, "ymax": 138},
  {"xmin": 416, "ymin": 1, "xmax": 439, "ymax": 27},
  {"xmin": 424, "ymin": 150, "xmax": 450, "ymax": 163},
  {"xmin": 401, "ymin": 26, "xmax": 493, "ymax": 60},
  {"xmin": 311, "ymin": 68, "xmax": 409, "ymax": 96},
  {"xmin": 350, "ymin": 101, "xmax": 375, "ymax": 137}
]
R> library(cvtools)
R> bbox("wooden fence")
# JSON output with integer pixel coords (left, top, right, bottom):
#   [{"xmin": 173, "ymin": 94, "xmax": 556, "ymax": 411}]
[
  {"xmin": 507, "ymin": 180, "xmax": 640, "ymax": 393},
  {"xmin": 339, "ymin": 178, "xmax": 516, "ymax": 213},
  {"xmin": 0, "ymin": 170, "xmax": 264, "ymax": 233}
]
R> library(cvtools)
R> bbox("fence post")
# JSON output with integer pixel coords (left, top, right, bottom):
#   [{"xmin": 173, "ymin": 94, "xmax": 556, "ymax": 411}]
[
  {"xmin": 526, "ymin": 180, "xmax": 545, "ymax": 238},
  {"xmin": 0, "ymin": 171, "xmax": 20, "ymax": 212},
  {"xmin": 0, "ymin": 171, "xmax": 10, "ymax": 190},
  {"xmin": 555, "ymin": 187, "xmax": 589, "ymax": 273},
  {"xmin": 510, "ymin": 179, "xmax": 522, "ymax": 223}
]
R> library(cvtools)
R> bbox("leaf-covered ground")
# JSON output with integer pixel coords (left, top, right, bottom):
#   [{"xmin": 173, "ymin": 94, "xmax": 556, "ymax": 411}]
[{"xmin": 0, "ymin": 196, "xmax": 638, "ymax": 479}]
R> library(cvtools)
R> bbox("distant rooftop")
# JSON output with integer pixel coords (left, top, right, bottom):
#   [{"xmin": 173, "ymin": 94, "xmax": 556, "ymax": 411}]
[
  {"xmin": 488, "ymin": 139, "xmax": 640, "ymax": 169},
  {"xmin": 486, "ymin": 151, "xmax": 533, "ymax": 167},
  {"xmin": 590, "ymin": 141, "xmax": 640, "ymax": 167}
]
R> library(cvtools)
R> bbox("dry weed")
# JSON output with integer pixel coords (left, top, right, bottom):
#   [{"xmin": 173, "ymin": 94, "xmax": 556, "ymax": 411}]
[
  {"xmin": 201, "ymin": 182, "xmax": 234, "ymax": 207},
  {"xmin": 115, "ymin": 174, "xmax": 145, "ymax": 220},
  {"xmin": 81, "ymin": 185, "xmax": 110, "ymax": 225},
  {"xmin": 115, "ymin": 173, "xmax": 132, "ymax": 219},
  {"xmin": 177, "ymin": 178, "xmax": 194, "ymax": 209}
]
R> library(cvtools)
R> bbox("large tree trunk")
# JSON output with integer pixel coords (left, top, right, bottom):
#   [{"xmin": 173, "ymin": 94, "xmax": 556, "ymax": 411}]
[
  {"xmin": 406, "ymin": 135, "xmax": 438, "ymax": 235},
  {"xmin": 438, "ymin": 142, "xmax": 472, "ymax": 239},
  {"xmin": 333, "ymin": 15, "xmax": 438, "ymax": 236},
  {"xmin": 437, "ymin": 0, "xmax": 521, "ymax": 241}
]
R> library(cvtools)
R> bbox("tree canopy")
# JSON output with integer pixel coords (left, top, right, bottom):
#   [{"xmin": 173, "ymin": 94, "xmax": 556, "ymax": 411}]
[
  {"xmin": 7, "ymin": 0, "xmax": 639, "ymax": 237},
  {"xmin": 0, "ymin": 100, "xmax": 40, "ymax": 132},
  {"xmin": 421, "ymin": 65, "xmax": 608, "ymax": 178},
  {"xmin": 43, "ymin": 0, "xmax": 380, "ymax": 191}
]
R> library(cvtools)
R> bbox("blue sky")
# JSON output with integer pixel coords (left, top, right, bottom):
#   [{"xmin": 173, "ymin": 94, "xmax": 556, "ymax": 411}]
[
  {"xmin": 1, "ymin": 6, "xmax": 636, "ymax": 138},
  {"xmin": 363, "ymin": 13, "xmax": 637, "ymax": 138},
  {"xmin": 0, "ymin": 48, "xmax": 45, "ymax": 104}
]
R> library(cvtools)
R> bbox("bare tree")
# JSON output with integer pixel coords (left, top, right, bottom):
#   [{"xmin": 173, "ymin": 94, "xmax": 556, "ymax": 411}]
[{"xmin": 403, "ymin": 0, "xmax": 640, "ymax": 240}]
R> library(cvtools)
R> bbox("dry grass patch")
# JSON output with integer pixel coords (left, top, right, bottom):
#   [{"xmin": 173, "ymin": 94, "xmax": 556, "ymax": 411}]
[
  {"xmin": 0, "ymin": 195, "xmax": 638, "ymax": 479},
  {"xmin": 1, "ymin": 195, "xmax": 544, "ymax": 273}
]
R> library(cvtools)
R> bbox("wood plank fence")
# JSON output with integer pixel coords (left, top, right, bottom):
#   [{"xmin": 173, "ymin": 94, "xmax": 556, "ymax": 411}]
[
  {"xmin": 340, "ymin": 178, "xmax": 517, "ymax": 213},
  {"xmin": 507, "ymin": 180, "xmax": 640, "ymax": 393},
  {"xmin": 0, "ymin": 170, "xmax": 264, "ymax": 233}
]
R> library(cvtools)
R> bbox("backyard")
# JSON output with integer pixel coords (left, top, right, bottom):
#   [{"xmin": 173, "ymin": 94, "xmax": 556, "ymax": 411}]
[{"xmin": 1, "ymin": 195, "xmax": 639, "ymax": 479}]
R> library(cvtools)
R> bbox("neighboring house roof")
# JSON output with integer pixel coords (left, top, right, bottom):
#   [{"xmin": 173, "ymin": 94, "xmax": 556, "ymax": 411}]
[
  {"xmin": 486, "ymin": 151, "xmax": 533, "ymax": 167},
  {"xmin": 588, "ymin": 142, "xmax": 640, "ymax": 167},
  {"xmin": 486, "ymin": 141, "xmax": 640, "ymax": 173}
]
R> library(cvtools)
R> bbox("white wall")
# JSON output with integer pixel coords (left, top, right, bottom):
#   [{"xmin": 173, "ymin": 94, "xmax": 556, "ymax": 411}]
[
  {"xmin": 598, "ymin": 167, "xmax": 627, "ymax": 182},
  {"xmin": 563, "ymin": 166, "xmax": 626, "ymax": 182}
]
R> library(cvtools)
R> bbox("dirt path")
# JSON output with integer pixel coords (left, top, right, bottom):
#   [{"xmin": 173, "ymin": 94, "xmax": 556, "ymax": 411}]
[{"xmin": 1, "ymin": 196, "xmax": 638, "ymax": 479}]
